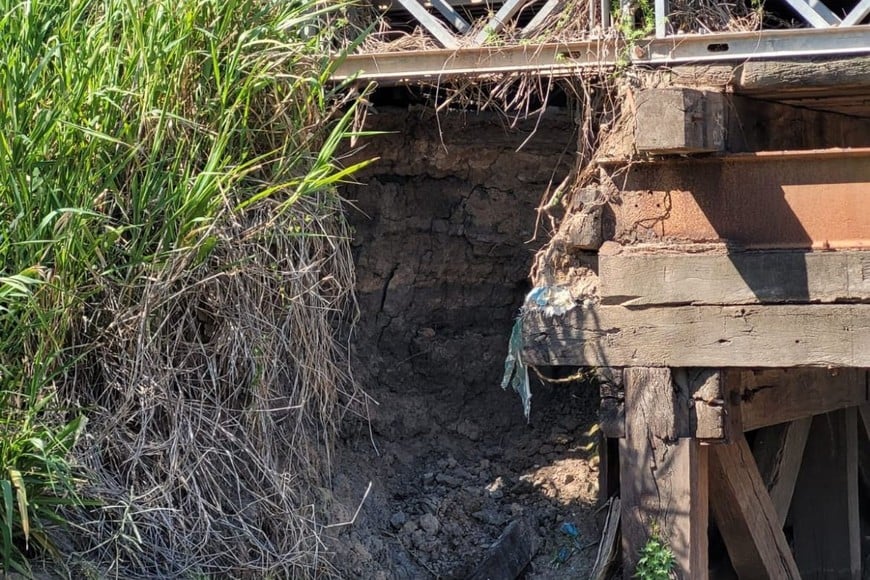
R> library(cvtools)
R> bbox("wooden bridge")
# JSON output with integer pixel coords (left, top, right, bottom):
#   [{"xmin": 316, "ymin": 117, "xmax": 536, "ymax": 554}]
[{"xmin": 337, "ymin": 3, "xmax": 870, "ymax": 578}]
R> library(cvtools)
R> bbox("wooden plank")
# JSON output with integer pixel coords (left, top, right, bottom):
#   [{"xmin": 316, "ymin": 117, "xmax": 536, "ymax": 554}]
[
  {"xmin": 522, "ymin": 304, "xmax": 870, "ymax": 368},
  {"xmin": 590, "ymin": 497, "xmax": 621, "ymax": 580},
  {"xmin": 395, "ymin": 0, "xmax": 460, "ymax": 48},
  {"xmin": 791, "ymin": 409, "xmax": 861, "ymax": 579},
  {"xmin": 599, "ymin": 246, "xmax": 870, "ymax": 306},
  {"xmin": 619, "ymin": 368, "xmax": 708, "ymax": 580},
  {"xmin": 737, "ymin": 368, "xmax": 869, "ymax": 431},
  {"xmin": 751, "ymin": 418, "xmax": 812, "ymax": 525},
  {"xmin": 709, "ymin": 434, "xmax": 801, "ymax": 579}
]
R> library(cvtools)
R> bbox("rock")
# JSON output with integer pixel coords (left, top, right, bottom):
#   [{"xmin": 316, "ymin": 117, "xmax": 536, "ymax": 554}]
[
  {"xmin": 412, "ymin": 529, "xmax": 427, "ymax": 549},
  {"xmin": 486, "ymin": 475, "xmax": 506, "ymax": 493},
  {"xmin": 422, "ymin": 471, "xmax": 435, "ymax": 485},
  {"xmin": 435, "ymin": 473, "xmax": 461, "ymax": 487},
  {"xmin": 564, "ymin": 473, "xmax": 575, "ymax": 484},
  {"xmin": 444, "ymin": 522, "xmax": 463, "ymax": 537},
  {"xmin": 420, "ymin": 513, "xmax": 440, "ymax": 536},
  {"xmin": 472, "ymin": 509, "xmax": 508, "ymax": 527},
  {"xmin": 400, "ymin": 520, "xmax": 418, "ymax": 537},
  {"xmin": 488, "ymin": 489, "xmax": 504, "ymax": 500},
  {"xmin": 464, "ymin": 520, "xmax": 542, "ymax": 580},
  {"xmin": 453, "ymin": 467, "xmax": 473, "ymax": 480},
  {"xmin": 390, "ymin": 511, "xmax": 407, "ymax": 530},
  {"xmin": 455, "ymin": 419, "xmax": 481, "ymax": 441}
]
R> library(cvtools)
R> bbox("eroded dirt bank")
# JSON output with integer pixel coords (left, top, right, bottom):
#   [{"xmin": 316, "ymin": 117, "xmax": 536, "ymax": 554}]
[{"xmin": 332, "ymin": 107, "xmax": 603, "ymax": 579}]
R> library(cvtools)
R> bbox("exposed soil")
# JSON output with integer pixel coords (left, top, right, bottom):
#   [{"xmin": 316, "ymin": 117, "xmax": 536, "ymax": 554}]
[{"xmin": 330, "ymin": 108, "xmax": 607, "ymax": 579}]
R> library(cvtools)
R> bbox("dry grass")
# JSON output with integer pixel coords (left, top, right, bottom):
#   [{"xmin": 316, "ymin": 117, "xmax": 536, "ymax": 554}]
[
  {"xmin": 58, "ymin": 195, "xmax": 362, "ymax": 578},
  {"xmin": 0, "ymin": 0, "xmax": 372, "ymax": 577},
  {"xmin": 348, "ymin": 0, "xmax": 773, "ymax": 55}
]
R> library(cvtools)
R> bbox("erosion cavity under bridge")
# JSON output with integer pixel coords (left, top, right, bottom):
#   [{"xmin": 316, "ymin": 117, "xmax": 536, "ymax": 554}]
[{"xmin": 336, "ymin": 12, "xmax": 870, "ymax": 577}]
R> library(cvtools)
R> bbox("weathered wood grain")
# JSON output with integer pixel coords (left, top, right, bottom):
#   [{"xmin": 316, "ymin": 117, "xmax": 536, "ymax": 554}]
[
  {"xmin": 791, "ymin": 409, "xmax": 861, "ymax": 579},
  {"xmin": 522, "ymin": 304, "xmax": 870, "ymax": 368},
  {"xmin": 674, "ymin": 369, "xmax": 734, "ymax": 443},
  {"xmin": 590, "ymin": 497, "xmax": 621, "ymax": 580},
  {"xmin": 635, "ymin": 89, "xmax": 725, "ymax": 154},
  {"xmin": 710, "ymin": 434, "xmax": 801, "ymax": 579},
  {"xmin": 599, "ymin": 381, "xmax": 625, "ymax": 439},
  {"xmin": 651, "ymin": 57, "xmax": 870, "ymax": 95},
  {"xmin": 620, "ymin": 368, "xmax": 708, "ymax": 580},
  {"xmin": 600, "ymin": 247, "xmax": 870, "ymax": 306},
  {"xmin": 737, "ymin": 368, "xmax": 869, "ymax": 431},
  {"xmin": 752, "ymin": 418, "xmax": 812, "ymax": 525}
]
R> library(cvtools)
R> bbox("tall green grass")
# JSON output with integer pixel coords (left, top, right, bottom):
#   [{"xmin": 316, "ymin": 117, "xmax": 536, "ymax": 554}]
[{"xmin": 0, "ymin": 0, "xmax": 369, "ymax": 575}]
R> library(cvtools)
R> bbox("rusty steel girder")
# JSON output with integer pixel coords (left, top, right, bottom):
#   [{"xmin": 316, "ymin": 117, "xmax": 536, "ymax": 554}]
[{"xmin": 603, "ymin": 148, "xmax": 870, "ymax": 250}]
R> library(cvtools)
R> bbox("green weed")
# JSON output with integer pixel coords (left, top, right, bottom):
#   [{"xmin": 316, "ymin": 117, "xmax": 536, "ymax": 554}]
[
  {"xmin": 0, "ymin": 0, "xmax": 370, "ymax": 575},
  {"xmin": 635, "ymin": 534, "xmax": 676, "ymax": 580}
]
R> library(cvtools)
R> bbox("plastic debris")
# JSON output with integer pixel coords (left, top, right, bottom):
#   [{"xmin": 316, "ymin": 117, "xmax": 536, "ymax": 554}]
[
  {"xmin": 501, "ymin": 286, "xmax": 577, "ymax": 420},
  {"xmin": 560, "ymin": 522, "xmax": 580, "ymax": 538},
  {"xmin": 501, "ymin": 317, "xmax": 531, "ymax": 419},
  {"xmin": 524, "ymin": 285, "xmax": 575, "ymax": 317}
]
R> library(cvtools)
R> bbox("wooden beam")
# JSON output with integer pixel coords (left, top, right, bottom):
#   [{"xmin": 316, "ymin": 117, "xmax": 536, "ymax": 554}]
[
  {"xmin": 600, "ymin": 380, "xmax": 625, "ymax": 439},
  {"xmin": 602, "ymin": 369, "xmax": 737, "ymax": 442},
  {"xmin": 619, "ymin": 368, "xmax": 708, "ymax": 580},
  {"xmin": 395, "ymin": 0, "xmax": 460, "ymax": 48},
  {"xmin": 751, "ymin": 418, "xmax": 812, "ymax": 525},
  {"xmin": 737, "ymin": 368, "xmax": 869, "ymax": 431},
  {"xmin": 709, "ymin": 434, "xmax": 801, "ymax": 579},
  {"xmin": 653, "ymin": 56, "xmax": 870, "ymax": 97},
  {"xmin": 522, "ymin": 304, "xmax": 870, "ymax": 368},
  {"xmin": 634, "ymin": 89, "xmax": 724, "ymax": 154},
  {"xmin": 674, "ymin": 368, "xmax": 736, "ymax": 443},
  {"xmin": 791, "ymin": 409, "xmax": 861, "ymax": 579},
  {"xmin": 599, "ymin": 246, "xmax": 870, "ymax": 306}
]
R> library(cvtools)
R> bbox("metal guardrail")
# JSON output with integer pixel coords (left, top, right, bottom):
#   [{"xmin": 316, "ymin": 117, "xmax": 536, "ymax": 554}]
[
  {"xmin": 332, "ymin": 1, "xmax": 870, "ymax": 83},
  {"xmin": 386, "ymin": 0, "xmax": 870, "ymax": 48},
  {"xmin": 332, "ymin": 27, "xmax": 870, "ymax": 82}
]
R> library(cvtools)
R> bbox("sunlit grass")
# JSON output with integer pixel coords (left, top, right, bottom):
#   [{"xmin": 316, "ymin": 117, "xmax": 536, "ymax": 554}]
[{"xmin": 0, "ymin": 0, "xmax": 369, "ymax": 575}]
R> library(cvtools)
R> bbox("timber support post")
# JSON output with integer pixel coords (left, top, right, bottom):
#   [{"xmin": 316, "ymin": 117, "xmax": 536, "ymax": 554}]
[{"xmin": 619, "ymin": 367, "xmax": 709, "ymax": 579}]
